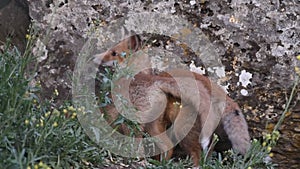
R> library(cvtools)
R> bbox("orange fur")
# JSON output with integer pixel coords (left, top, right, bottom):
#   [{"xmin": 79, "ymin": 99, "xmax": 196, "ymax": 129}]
[{"xmin": 94, "ymin": 35, "xmax": 250, "ymax": 166}]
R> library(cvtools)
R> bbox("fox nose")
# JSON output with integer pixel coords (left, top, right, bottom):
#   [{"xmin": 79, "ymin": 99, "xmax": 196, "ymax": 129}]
[{"xmin": 93, "ymin": 52, "xmax": 119, "ymax": 66}]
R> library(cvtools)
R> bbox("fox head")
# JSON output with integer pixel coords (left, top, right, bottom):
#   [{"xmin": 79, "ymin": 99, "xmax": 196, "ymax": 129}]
[{"xmin": 93, "ymin": 35, "xmax": 142, "ymax": 66}]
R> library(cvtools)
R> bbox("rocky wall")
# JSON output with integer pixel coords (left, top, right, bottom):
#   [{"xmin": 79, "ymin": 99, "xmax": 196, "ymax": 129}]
[{"xmin": 27, "ymin": 0, "xmax": 300, "ymax": 168}]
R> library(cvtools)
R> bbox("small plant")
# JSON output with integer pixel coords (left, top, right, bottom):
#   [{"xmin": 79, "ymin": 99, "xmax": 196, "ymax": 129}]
[{"xmin": 0, "ymin": 33, "xmax": 106, "ymax": 168}]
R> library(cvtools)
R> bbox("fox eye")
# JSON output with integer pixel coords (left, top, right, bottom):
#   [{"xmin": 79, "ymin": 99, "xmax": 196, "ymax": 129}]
[
  {"xmin": 111, "ymin": 51, "xmax": 117, "ymax": 56},
  {"xmin": 120, "ymin": 52, "xmax": 127, "ymax": 58}
]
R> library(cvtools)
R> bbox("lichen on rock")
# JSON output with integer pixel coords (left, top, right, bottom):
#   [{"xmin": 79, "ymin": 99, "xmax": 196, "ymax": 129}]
[{"xmin": 27, "ymin": 0, "xmax": 300, "ymax": 167}]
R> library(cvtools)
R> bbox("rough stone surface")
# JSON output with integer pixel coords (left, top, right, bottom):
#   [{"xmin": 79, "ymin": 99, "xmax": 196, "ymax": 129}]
[
  {"xmin": 0, "ymin": 0, "xmax": 30, "ymax": 52},
  {"xmin": 26, "ymin": 0, "xmax": 300, "ymax": 168}
]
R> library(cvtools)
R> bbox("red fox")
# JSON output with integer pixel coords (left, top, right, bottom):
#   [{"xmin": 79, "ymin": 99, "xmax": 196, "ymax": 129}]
[{"xmin": 94, "ymin": 35, "xmax": 251, "ymax": 166}]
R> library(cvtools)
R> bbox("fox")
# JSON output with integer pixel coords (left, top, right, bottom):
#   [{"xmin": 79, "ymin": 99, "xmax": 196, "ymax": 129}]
[{"xmin": 93, "ymin": 35, "xmax": 251, "ymax": 166}]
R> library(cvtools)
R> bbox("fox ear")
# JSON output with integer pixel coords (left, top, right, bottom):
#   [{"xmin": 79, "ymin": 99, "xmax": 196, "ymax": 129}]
[{"xmin": 128, "ymin": 35, "xmax": 142, "ymax": 51}]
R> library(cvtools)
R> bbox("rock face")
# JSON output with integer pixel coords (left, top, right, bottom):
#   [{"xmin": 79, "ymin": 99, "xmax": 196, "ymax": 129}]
[
  {"xmin": 0, "ymin": 0, "xmax": 30, "ymax": 52},
  {"xmin": 27, "ymin": 0, "xmax": 299, "ymax": 168}
]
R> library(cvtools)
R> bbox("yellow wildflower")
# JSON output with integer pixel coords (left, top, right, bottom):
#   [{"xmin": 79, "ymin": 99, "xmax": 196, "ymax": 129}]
[
  {"xmin": 296, "ymin": 54, "xmax": 300, "ymax": 60},
  {"xmin": 54, "ymin": 89, "xmax": 59, "ymax": 96},
  {"xmin": 45, "ymin": 111, "xmax": 51, "ymax": 117},
  {"xmin": 40, "ymin": 120, "xmax": 44, "ymax": 127},
  {"xmin": 68, "ymin": 106, "xmax": 76, "ymax": 112},
  {"xmin": 38, "ymin": 161, "xmax": 43, "ymax": 167},
  {"xmin": 267, "ymin": 146, "xmax": 272, "ymax": 152},
  {"xmin": 63, "ymin": 109, "xmax": 68, "ymax": 114},
  {"xmin": 36, "ymin": 81, "xmax": 41, "ymax": 88},
  {"xmin": 272, "ymin": 130, "xmax": 280, "ymax": 141},
  {"xmin": 53, "ymin": 122, "xmax": 58, "ymax": 127},
  {"xmin": 265, "ymin": 133, "xmax": 271, "ymax": 140},
  {"xmin": 269, "ymin": 153, "xmax": 274, "ymax": 157},
  {"xmin": 25, "ymin": 34, "xmax": 31, "ymax": 40},
  {"xmin": 25, "ymin": 119, "xmax": 30, "ymax": 125},
  {"xmin": 71, "ymin": 112, "xmax": 77, "ymax": 119}
]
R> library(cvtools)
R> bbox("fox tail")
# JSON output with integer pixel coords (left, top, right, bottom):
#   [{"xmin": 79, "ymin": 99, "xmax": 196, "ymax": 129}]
[{"xmin": 221, "ymin": 109, "xmax": 251, "ymax": 155}]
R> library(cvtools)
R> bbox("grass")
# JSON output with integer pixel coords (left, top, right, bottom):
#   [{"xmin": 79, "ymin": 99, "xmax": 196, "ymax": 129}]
[
  {"xmin": 0, "ymin": 39, "xmax": 106, "ymax": 169},
  {"xmin": 1, "ymin": 33, "xmax": 299, "ymax": 168}
]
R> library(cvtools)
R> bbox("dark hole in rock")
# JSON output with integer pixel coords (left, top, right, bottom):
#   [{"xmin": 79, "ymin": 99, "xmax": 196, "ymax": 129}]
[
  {"xmin": 248, "ymin": 40, "xmax": 261, "ymax": 53},
  {"xmin": 234, "ymin": 42, "xmax": 240, "ymax": 47},
  {"xmin": 287, "ymin": 45, "xmax": 293, "ymax": 50},
  {"xmin": 208, "ymin": 9, "xmax": 214, "ymax": 16},
  {"xmin": 70, "ymin": 24, "xmax": 76, "ymax": 31},
  {"xmin": 54, "ymin": 41, "xmax": 66, "ymax": 50},
  {"xmin": 286, "ymin": 13, "xmax": 297, "ymax": 20},
  {"xmin": 289, "ymin": 32, "xmax": 295, "ymax": 38},
  {"xmin": 267, "ymin": 44, "xmax": 271, "ymax": 51},
  {"xmin": 45, "ymin": 0, "xmax": 53, "ymax": 8},
  {"xmin": 91, "ymin": 4, "xmax": 102, "ymax": 11},
  {"xmin": 192, "ymin": 5, "xmax": 198, "ymax": 10},
  {"xmin": 58, "ymin": 2, "xmax": 64, "ymax": 7},
  {"xmin": 284, "ymin": 59, "xmax": 291, "ymax": 65},
  {"xmin": 277, "ymin": 30, "xmax": 283, "ymax": 34}
]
